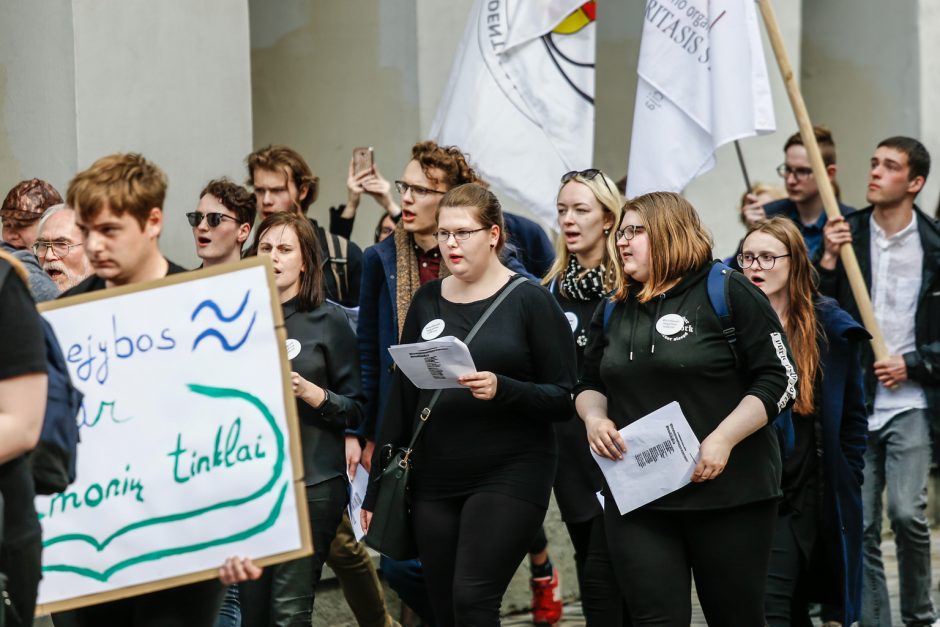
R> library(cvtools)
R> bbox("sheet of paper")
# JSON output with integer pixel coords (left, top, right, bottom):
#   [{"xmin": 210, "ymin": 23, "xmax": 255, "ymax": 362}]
[
  {"xmin": 591, "ymin": 401, "xmax": 701, "ymax": 515},
  {"xmin": 347, "ymin": 464, "xmax": 370, "ymax": 542},
  {"xmin": 387, "ymin": 336, "xmax": 477, "ymax": 389}
]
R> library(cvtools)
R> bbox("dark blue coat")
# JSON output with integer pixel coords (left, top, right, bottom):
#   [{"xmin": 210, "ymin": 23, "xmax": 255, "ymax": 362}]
[
  {"xmin": 355, "ymin": 235, "xmax": 534, "ymax": 441},
  {"xmin": 815, "ymin": 296, "xmax": 869, "ymax": 626}
]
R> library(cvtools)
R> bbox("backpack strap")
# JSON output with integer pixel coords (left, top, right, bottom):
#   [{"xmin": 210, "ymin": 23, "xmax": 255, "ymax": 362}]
[
  {"xmin": 323, "ymin": 234, "xmax": 349, "ymax": 303},
  {"xmin": 707, "ymin": 263, "xmax": 738, "ymax": 367},
  {"xmin": 602, "ymin": 299, "xmax": 616, "ymax": 332}
]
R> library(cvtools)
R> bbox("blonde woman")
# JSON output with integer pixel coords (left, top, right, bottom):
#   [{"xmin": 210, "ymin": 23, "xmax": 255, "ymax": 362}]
[{"xmin": 543, "ymin": 169, "xmax": 629, "ymax": 625}]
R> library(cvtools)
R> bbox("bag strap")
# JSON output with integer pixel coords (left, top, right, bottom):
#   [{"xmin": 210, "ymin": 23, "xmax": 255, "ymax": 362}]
[
  {"xmin": 403, "ymin": 275, "xmax": 528, "ymax": 452},
  {"xmin": 707, "ymin": 262, "xmax": 738, "ymax": 366}
]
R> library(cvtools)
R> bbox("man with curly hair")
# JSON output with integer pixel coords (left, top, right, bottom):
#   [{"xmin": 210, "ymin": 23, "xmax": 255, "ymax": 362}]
[{"xmin": 188, "ymin": 178, "xmax": 255, "ymax": 267}]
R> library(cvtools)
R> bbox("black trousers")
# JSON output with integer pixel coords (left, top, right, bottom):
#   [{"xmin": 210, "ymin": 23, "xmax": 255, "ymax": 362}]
[
  {"xmin": 52, "ymin": 579, "xmax": 225, "ymax": 627},
  {"xmin": 604, "ymin": 499, "xmax": 777, "ymax": 627},
  {"xmin": 1, "ymin": 536, "xmax": 42, "ymax": 627},
  {"xmin": 566, "ymin": 515, "xmax": 632, "ymax": 627},
  {"xmin": 414, "ymin": 491, "xmax": 546, "ymax": 627},
  {"xmin": 240, "ymin": 476, "xmax": 347, "ymax": 627}
]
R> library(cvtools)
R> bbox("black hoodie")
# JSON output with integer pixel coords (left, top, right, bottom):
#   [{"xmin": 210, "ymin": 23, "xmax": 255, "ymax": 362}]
[{"xmin": 576, "ymin": 260, "xmax": 797, "ymax": 510}]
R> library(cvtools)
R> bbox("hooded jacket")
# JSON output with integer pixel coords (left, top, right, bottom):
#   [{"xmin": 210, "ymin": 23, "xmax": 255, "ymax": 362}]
[{"xmin": 576, "ymin": 260, "xmax": 798, "ymax": 510}]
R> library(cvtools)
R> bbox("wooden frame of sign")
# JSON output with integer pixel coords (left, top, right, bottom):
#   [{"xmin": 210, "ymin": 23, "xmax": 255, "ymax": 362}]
[{"xmin": 35, "ymin": 256, "xmax": 312, "ymax": 614}]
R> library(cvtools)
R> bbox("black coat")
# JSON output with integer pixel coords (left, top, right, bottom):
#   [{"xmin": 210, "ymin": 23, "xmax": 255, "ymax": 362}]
[{"xmin": 816, "ymin": 205, "xmax": 940, "ymax": 426}]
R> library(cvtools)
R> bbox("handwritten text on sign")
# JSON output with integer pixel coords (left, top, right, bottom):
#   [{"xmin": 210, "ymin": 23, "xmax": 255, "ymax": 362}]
[{"xmin": 36, "ymin": 260, "xmax": 307, "ymax": 610}]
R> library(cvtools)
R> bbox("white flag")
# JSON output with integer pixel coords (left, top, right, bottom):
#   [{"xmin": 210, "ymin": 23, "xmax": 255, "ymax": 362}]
[
  {"xmin": 626, "ymin": 0, "xmax": 775, "ymax": 198},
  {"xmin": 431, "ymin": 0, "xmax": 596, "ymax": 227}
]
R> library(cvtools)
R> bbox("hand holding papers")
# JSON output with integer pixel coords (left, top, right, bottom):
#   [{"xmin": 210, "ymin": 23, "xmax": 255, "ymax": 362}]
[
  {"xmin": 388, "ymin": 336, "xmax": 477, "ymax": 389},
  {"xmin": 347, "ymin": 463, "xmax": 369, "ymax": 541},
  {"xmin": 590, "ymin": 402, "xmax": 701, "ymax": 515}
]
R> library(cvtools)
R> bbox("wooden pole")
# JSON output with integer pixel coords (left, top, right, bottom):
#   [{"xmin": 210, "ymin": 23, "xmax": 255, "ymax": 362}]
[{"xmin": 756, "ymin": 0, "xmax": 891, "ymax": 362}]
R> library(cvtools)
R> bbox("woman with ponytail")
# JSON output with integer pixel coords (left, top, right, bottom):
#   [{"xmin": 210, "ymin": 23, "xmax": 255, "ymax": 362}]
[{"xmin": 741, "ymin": 216, "xmax": 868, "ymax": 627}]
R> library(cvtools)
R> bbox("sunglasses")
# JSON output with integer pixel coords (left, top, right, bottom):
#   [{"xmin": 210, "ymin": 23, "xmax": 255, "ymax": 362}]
[
  {"xmin": 561, "ymin": 169, "xmax": 614, "ymax": 196},
  {"xmin": 186, "ymin": 212, "xmax": 240, "ymax": 228}
]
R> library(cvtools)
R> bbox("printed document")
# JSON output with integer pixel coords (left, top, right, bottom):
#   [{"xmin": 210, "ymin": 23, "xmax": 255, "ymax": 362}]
[
  {"xmin": 347, "ymin": 464, "xmax": 369, "ymax": 541},
  {"xmin": 591, "ymin": 401, "xmax": 700, "ymax": 515},
  {"xmin": 388, "ymin": 336, "xmax": 477, "ymax": 389}
]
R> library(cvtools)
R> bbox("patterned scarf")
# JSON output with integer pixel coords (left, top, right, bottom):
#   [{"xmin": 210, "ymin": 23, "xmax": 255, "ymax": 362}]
[
  {"xmin": 559, "ymin": 255, "xmax": 607, "ymax": 302},
  {"xmin": 394, "ymin": 223, "xmax": 449, "ymax": 340}
]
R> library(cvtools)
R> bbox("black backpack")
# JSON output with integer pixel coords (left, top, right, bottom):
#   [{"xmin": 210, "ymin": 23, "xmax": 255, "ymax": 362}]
[
  {"xmin": 32, "ymin": 315, "xmax": 83, "ymax": 494},
  {"xmin": 0, "ymin": 259, "xmax": 83, "ymax": 494}
]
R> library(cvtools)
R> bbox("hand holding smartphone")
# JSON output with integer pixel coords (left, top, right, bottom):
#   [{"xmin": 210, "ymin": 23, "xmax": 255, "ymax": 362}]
[{"xmin": 352, "ymin": 147, "xmax": 374, "ymax": 176}]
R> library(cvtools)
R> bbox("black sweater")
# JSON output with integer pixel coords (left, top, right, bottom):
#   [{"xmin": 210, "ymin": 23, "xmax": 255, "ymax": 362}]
[
  {"xmin": 282, "ymin": 297, "xmax": 364, "ymax": 486},
  {"xmin": 364, "ymin": 277, "xmax": 576, "ymax": 510},
  {"xmin": 576, "ymin": 261, "xmax": 797, "ymax": 510}
]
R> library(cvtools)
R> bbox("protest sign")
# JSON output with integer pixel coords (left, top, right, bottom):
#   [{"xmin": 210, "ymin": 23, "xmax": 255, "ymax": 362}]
[{"xmin": 35, "ymin": 257, "xmax": 310, "ymax": 613}]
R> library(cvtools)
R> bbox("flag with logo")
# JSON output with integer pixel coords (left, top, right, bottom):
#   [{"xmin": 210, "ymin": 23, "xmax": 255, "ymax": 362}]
[
  {"xmin": 431, "ymin": 0, "xmax": 596, "ymax": 227},
  {"xmin": 626, "ymin": 0, "xmax": 775, "ymax": 198}
]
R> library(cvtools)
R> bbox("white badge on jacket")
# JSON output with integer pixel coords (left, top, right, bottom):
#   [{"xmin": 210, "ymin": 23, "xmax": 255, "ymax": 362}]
[
  {"xmin": 422, "ymin": 319, "xmax": 445, "ymax": 340},
  {"xmin": 285, "ymin": 339, "xmax": 301, "ymax": 360}
]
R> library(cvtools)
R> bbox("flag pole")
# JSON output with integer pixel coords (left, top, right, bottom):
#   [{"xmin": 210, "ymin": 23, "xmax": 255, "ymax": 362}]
[
  {"xmin": 733, "ymin": 140, "xmax": 753, "ymax": 192},
  {"xmin": 756, "ymin": 0, "xmax": 891, "ymax": 363}
]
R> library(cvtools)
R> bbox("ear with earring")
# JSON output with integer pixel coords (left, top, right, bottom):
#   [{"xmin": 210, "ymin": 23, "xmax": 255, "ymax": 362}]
[{"xmin": 603, "ymin": 227, "xmax": 611, "ymax": 236}]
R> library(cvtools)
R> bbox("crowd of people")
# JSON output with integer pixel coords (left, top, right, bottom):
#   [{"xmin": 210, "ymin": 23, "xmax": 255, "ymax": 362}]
[{"xmin": 0, "ymin": 128, "xmax": 938, "ymax": 627}]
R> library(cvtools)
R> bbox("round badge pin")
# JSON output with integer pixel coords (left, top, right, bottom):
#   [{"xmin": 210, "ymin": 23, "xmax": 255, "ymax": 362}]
[
  {"xmin": 565, "ymin": 311, "xmax": 579, "ymax": 333},
  {"xmin": 655, "ymin": 314, "xmax": 685, "ymax": 336},
  {"xmin": 285, "ymin": 339, "xmax": 301, "ymax": 360},
  {"xmin": 421, "ymin": 319, "xmax": 446, "ymax": 340}
]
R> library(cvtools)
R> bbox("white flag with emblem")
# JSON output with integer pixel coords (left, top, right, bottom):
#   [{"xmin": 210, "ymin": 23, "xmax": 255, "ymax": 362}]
[
  {"xmin": 431, "ymin": 0, "xmax": 596, "ymax": 227},
  {"xmin": 626, "ymin": 0, "xmax": 775, "ymax": 198}
]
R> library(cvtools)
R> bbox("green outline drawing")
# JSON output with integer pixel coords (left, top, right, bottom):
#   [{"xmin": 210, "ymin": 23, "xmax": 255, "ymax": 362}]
[
  {"xmin": 41, "ymin": 384, "xmax": 288, "ymax": 579},
  {"xmin": 43, "ymin": 483, "xmax": 289, "ymax": 582}
]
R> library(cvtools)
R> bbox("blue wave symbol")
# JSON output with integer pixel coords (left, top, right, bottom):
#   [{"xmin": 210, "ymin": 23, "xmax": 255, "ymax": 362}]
[
  {"xmin": 191, "ymin": 290, "xmax": 251, "ymax": 322},
  {"xmin": 190, "ymin": 290, "xmax": 257, "ymax": 352}
]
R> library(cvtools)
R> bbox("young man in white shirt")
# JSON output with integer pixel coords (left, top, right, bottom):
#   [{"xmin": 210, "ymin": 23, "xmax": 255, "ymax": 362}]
[{"xmin": 820, "ymin": 136, "xmax": 940, "ymax": 627}]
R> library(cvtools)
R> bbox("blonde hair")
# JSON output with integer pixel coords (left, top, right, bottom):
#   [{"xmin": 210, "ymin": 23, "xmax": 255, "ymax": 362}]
[
  {"xmin": 67, "ymin": 153, "xmax": 167, "ymax": 228},
  {"xmin": 612, "ymin": 192, "xmax": 712, "ymax": 303},
  {"xmin": 542, "ymin": 171, "xmax": 624, "ymax": 294}
]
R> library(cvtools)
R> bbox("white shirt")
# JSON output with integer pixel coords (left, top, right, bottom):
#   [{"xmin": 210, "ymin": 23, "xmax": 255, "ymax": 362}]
[{"xmin": 868, "ymin": 212, "xmax": 927, "ymax": 431}]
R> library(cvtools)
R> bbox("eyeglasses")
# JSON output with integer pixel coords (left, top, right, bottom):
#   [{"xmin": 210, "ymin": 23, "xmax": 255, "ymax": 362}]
[
  {"xmin": 736, "ymin": 252, "xmax": 791, "ymax": 270},
  {"xmin": 561, "ymin": 169, "xmax": 614, "ymax": 196},
  {"xmin": 31, "ymin": 240, "xmax": 84, "ymax": 259},
  {"xmin": 394, "ymin": 180, "xmax": 446, "ymax": 199},
  {"xmin": 186, "ymin": 212, "xmax": 240, "ymax": 228},
  {"xmin": 776, "ymin": 164, "xmax": 814, "ymax": 181},
  {"xmin": 615, "ymin": 225, "xmax": 646, "ymax": 241},
  {"xmin": 435, "ymin": 228, "xmax": 486, "ymax": 243}
]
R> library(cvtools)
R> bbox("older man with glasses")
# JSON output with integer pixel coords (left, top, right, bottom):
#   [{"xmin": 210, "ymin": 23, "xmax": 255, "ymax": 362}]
[{"xmin": 34, "ymin": 205, "xmax": 93, "ymax": 292}]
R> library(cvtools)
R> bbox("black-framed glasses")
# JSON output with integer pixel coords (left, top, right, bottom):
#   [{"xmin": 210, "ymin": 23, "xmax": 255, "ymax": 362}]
[
  {"xmin": 615, "ymin": 224, "xmax": 645, "ymax": 241},
  {"xmin": 435, "ymin": 228, "xmax": 486, "ymax": 243},
  {"xmin": 31, "ymin": 240, "xmax": 84, "ymax": 259},
  {"xmin": 186, "ymin": 212, "xmax": 240, "ymax": 228},
  {"xmin": 736, "ymin": 252, "xmax": 791, "ymax": 270},
  {"xmin": 776, "ymin": 164, "xmax": 814, "ymax": 181},
  {"xmin": 561, "ymin": 169, "xmax": 614, "ymax": 196},
  {"xmin": 394, "ymin": 180, "xmax": 446, "ymax": 198}
]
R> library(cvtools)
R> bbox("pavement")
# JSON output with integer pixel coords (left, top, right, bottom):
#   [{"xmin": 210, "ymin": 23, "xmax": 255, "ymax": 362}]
[
  {"xmin": 502, "ymin": 532, "xmax": 940, "ymax": 626},
  {"xmin": 32, "ymin": 530, "xmax": 940, "ymax": 626}
]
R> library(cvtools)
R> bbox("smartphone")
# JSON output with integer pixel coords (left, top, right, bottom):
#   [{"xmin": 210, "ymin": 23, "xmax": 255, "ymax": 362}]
[{"xmin": 353, "ymin": 147, "xmax": 374, "ymax": 176}]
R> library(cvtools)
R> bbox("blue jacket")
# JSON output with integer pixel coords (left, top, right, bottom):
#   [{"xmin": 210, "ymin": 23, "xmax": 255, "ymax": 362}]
[
  {"xmin": 815, "ymin": 296, "xmax": 869, "ymax": 626},
  {"xmin": 504, "ymin": 212, "xmax": 554, "ymax": 279},
  {"xmin": 356, "ymin": 235, "xmax": 532, "ymax": 440}
]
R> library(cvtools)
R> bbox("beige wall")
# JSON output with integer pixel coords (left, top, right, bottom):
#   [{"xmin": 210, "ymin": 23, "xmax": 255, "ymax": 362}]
[
  {"xmin": 0, "ymin": 0, "xmax": 78, "ymax": 199},
  {"xmin": 1, "ymin": 0, "xmax": 253, "ymax": 266},
  {"xmin": 802, "ymin": 0, "xmax": 922, "ymax": 212}
]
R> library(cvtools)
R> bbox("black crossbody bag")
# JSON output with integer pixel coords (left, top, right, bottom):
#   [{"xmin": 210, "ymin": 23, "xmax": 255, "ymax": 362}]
[{"xmin": 364, "ymin": 276, "xmax": 527, "ymax": 559}]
